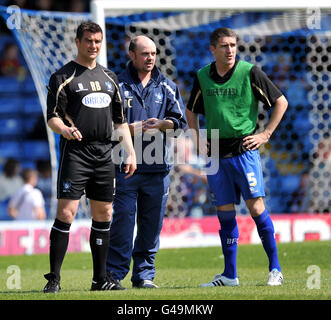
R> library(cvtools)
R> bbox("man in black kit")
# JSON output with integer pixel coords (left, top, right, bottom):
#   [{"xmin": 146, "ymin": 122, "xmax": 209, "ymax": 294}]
[{"xmin": 43, "ymin": 22, "xmax": 136, "ymax": 293}]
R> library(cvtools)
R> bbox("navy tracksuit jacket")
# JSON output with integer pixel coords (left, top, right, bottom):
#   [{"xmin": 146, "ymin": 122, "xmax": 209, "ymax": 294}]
[{"xmin": 106, "ymin": 62, "xmax": 186, "ymax": 284}]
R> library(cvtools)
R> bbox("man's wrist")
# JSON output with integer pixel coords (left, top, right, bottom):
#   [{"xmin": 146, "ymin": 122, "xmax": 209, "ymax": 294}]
[{"xmin": 163, "ymin": 118, "xmax": 175, "ymax": 130}]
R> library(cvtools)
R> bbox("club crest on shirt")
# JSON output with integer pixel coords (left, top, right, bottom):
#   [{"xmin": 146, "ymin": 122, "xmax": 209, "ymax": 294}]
[
  {"xmin": 210, "ymin": 191, "xmax": 216, "ymax": 201},
  {"xmin": 105, "ymin": 81, "xmax": 114, "ymax": 92},
  {"xmin": 62, "ymin": 181, "xmax": 71, "ymax": 193},
  {"xmin": 154, "ymin": 92, "xmax": 163, "ymax": 104},
  {"xmin": 124, "ymin": 90, "xmax": 133, "ymax": 98}
]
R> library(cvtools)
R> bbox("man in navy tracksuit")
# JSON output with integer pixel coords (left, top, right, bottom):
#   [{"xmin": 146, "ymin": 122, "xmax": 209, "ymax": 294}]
[{"xmin": 106, "ymin": 35, "xmax": 186, "ymax": 289}]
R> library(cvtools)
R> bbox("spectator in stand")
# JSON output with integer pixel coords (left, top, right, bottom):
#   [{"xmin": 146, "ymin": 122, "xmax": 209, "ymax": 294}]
[
  {"xmin": 8, "ymin": 168, "xmax": 46, "ymax": 220},
  {"xmin": 68, "ymin": 0, "xmax": 88, "ymax": 12},
  {"xmin": 0, "ymin": 158, "xmax": 23, "ymax": 203},
  {"xmin": 6, "ymin": 0, "xmax": 29, "ymax": 10},
  {"xmin": 0, "ymin": 42, "xmax": 26, "ymax": 80},
  {"xmin": 30, "ymin": 0, "xmax": 54, "ymax": 11}
]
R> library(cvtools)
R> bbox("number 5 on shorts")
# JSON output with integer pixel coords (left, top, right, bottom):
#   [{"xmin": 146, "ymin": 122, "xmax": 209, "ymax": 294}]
[{"xmin": 247, "ymin": 172, "xmax": 257, "ymax": 187}]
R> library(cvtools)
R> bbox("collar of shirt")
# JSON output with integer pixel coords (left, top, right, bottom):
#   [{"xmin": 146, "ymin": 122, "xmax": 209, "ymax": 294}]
[
  {"xmin": 209, "ymin": 60, "xmax": 239, "ymax": 84},
  {"xmin": 128, "ymin": 61, "xmax": 160, "ymax": 90}
]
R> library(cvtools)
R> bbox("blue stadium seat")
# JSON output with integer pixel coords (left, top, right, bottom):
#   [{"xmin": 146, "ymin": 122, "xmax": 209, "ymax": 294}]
[
  {"xmin": 0, "ymin": 117, "xmax": 22, "ymax": 137},
  {"xmin": 281, "ymin": 174, "xmax": 301, "ymax": 194},
  {"xmin": 266, "ymin": 196, "xmax": 287, "ymax": 214},
  {"xmin": 0, "ymin": 141, "xmax": 23, "ymax": 159},
  {"xmin": 23, "ymin": 96, "xmax": 42, "ymax": 114},
  {"xmin": 23, "ymin": 115, "xmax": 40, "ymax": 134},
  {"xmin": 0, "ymin": 96, "xmax": 23, "ymax": 114},
  {"xmin": 21, "ymin": 76, "xmax": 37, "ymax": 94},
  {"xmin": 0, "ymin": 199, "xmax": 13, "ymax": 221},
  {"xmin": 22, "ymin": 140, "xmax": 49, "ymax": 160},
  {"xmin": 0, "ymin": 34, "xmax": 15, "ymax": 52},
  {"xmin": 21, "ymin": 160, "xmax": 36, "ymax": 169},
  {"xmin": 0, "ymin": 76, "xmax": 21, "ymax": 93}
]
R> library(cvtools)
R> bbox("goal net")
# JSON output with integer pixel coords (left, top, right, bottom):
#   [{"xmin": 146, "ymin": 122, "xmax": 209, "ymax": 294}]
[{"xmin": 0, "ymin": 3, "xmax": 330, "ymax": 217}]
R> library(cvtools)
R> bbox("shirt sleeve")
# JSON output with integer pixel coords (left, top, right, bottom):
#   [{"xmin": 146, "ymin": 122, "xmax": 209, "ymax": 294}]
[
  {"xmin": 111, "ymin": 74, "xmax": 126, "ymax": 124},
  {"xmin": 186, "ymin": 74, "xmax": 205, "ymax": 114},
  {"xmin": 46, "ymin": 73, "xmax": 68, "ymax": 122},
  {"xmin": 250, "ymin": 66, "xmax": 283, "ymax": 109},
  {"xmin": 164, "ymin": 81, "xmax": 187, "ymax": 130}
]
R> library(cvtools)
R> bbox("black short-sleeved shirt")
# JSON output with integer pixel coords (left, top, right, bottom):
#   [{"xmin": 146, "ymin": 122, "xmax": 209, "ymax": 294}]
[
  {"xmin": 47, "ymin": 61, "xmax": 126, "ymax": 143},
  {"xmin": 187, "ymin": 60, "xmax": 283, "ymax": 115}
]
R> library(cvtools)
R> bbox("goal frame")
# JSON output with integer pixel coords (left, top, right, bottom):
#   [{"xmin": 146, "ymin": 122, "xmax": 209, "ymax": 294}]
[{"xmin": 90, "ymin": 0, "xmax": 329, "ymax": 68}]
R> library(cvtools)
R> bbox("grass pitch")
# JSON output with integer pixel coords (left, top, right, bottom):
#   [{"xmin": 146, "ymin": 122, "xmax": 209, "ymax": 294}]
[{"xmin": 0, "ymin": 241, "xmax": 330, "ymax": 300}]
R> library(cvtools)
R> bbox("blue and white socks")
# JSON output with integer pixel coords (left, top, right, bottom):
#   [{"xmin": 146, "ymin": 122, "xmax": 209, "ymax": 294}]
[
  {"xmin": 253, "ymin": 209, "xmax": 281, "ymax": 272},
  {"xmin": 217, "ymin": 208, "xmax": 281, "ymax": 280},
  {"xmin": 217, "ymin": 210, "xmax": 239, "ymax": 279}
]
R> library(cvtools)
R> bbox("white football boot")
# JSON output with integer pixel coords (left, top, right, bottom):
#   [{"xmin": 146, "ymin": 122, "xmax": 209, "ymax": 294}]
[
  {"xmin": 201, "ymin": 274, "xmax": 239, "ymax": 287},
  {"xmin": 267, "ymin": 269, "xmax": 283, "ymax": 286}
]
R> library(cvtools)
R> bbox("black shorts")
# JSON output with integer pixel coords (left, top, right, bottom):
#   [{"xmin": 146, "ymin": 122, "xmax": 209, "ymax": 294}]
[{"xmin": 57, "ymin": 139, "xmax": 115, "ymax": 202}]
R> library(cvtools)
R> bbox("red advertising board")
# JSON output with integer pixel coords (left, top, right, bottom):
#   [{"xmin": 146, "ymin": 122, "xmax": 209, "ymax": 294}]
[{"xmin": 0, "ymin": 214, "xmax": 330, "ymax": 255}]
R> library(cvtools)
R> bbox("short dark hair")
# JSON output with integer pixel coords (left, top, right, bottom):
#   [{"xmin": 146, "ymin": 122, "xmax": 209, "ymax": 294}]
[
  {"xmin": 210, "ymin": 28, "xmax": 238, "ymax": 47},
  {"xmin": 128, "ymin": 36, "xmax": 155, "ymax": 53},
  {"xmin": 21, "ymin": 168, "xmax": 37, "ymax": 183},
  {"xmin": 76, "ymin": 22, "xmax": 103, "ymax": 41},
  {"xmin": 128, "ymin": 38, "xmax": 138, "ymax": 53},
  {"xmin": 3, "ymin": 158, "xmax": 20, "ymax": 177}
]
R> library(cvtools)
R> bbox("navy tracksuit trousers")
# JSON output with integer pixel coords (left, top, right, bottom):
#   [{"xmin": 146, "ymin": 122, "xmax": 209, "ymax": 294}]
[{"xmin": 106, "ymin": 170, "xmax": 170, "ymax": 285}]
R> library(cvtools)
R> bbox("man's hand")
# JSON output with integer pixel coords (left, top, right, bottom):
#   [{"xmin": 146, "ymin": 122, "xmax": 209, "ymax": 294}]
[
  {"xmin": 143, "ymin": 118, "xmax": 174, "ymax": 133},
  {"xmin": 123, "ymin": 152, "xmax": 137, "ymax": 179},
  {"xmin": 114, "ymin": 122, "xmax": 137, "ymax": 179},
  {"xmin": 242, "ymin": 131, "xmax": 270, "ymax": 151},
  {"xmin": 48, "ymin": 117, "xmax": 82, "ymax": 141},
  {"xmin": 243, "ymin": 95, "xmax": 288, "ymax": 151},
  {"xmin": 61, "ymin": 126, "xmax": 82, "ymax": 141}
]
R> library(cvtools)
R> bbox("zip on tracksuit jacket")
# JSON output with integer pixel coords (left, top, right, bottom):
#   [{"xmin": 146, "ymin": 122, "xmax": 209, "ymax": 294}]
[{"xmin": 117, "ymin": 62, "xmax": 187, "ymax": 173}]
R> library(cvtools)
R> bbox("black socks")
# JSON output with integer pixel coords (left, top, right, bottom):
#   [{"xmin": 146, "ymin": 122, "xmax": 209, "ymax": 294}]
[
  {"xmin": 48, "ymin": 218, "xmax": 110, "ymax": 283},
  {"xmin": 89, "ymin": 220, "xmax": 111, "ymax": 282},
  {"xmin": 49, "ymin": 218, "xmax": 71, "ymax": 281}
]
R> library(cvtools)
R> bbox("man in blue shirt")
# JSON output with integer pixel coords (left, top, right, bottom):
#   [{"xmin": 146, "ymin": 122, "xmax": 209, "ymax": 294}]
[{"xmin": 106, "ymin": 35, "xmax": 186, "ymax": 289}]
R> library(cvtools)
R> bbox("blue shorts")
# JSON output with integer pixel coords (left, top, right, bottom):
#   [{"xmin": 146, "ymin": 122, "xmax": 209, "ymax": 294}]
[{"xmin": 207, "ymin": 150, "xmax": 265, "ymax": 206}]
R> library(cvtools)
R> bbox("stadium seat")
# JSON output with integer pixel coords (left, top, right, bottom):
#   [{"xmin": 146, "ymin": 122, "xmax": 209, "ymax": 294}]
[
  {"xmin": 21, "ymin": 160, "xmax": 36, "ymax": 169},
  {"xmin": 23, "ymin": 96, "xmax": 42, "ymax": 114},
  {"xmin": 0, "ymin": 206, "xmax": 9, "ymax": 220},
  {"xmin": 0, "ymin": 141, "xmax": 23, "ymax": 160},
  {"xmin": 22, "ymin": 140, "xmax": 50, "ymax": 160},
  {"xmin": 0, "ymin": 203, "xmax": 14, "ymax": 221},
  {"xmin": 0, "ymin": 34, "xmax": 15, "ymax": 50},
  {"xmin": 281, "ymin": 174, "xmax": 301, "ymax": 194},
  {"xmin": 266, "ymin": 196, "xmax": 286, "ymax": 214},
  {"xmin": 0, "ymin": 96, "xmax": 23, "ymax": 114},
  {"xmin": 0, "ymin": 117, "xmax": 22, "ymax": 137},
  {"xmin": 23, "ymin": 115, "xmax": 40, "ymax": 134},
  {"xmin": 0, "ymin": 76, "xmax": 21, "ymax": 93},
  {"xmin": 21, "ymin": 76, "xmax": 37, "ymax": 94},
  {"xmin": 0, "ymin": 199, "xmax": 13, "ymax": 221}
]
